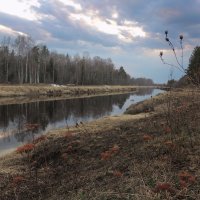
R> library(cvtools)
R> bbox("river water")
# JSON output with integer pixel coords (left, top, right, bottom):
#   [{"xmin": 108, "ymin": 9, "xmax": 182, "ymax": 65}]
[{"xmin": 0, "ymin": 88, "xmax": 164, "ymax": 156}]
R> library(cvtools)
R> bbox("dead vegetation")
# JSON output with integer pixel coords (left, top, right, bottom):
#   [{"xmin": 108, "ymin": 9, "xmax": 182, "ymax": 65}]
[
  {"xmin": 0, "ymin": 84, "xmax": 137, "ymax": 98},
  {"xmin": 0, "ymin": 84, "xmax": 140, "ymax": 105},
  {"xmin": 0, "ymin": 88, "xmax": 200, "ymax": 200}
]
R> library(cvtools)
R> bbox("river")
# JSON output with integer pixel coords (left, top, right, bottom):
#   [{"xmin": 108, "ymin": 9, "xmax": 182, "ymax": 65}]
[{"xmin": 0, "ymin": 88, "xmax": 164, "ymax": 156}]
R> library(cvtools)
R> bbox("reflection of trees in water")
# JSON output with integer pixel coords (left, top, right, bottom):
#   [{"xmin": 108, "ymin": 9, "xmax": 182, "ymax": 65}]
[
  {"xmin": 0, "ymin": 103, "xmax": 44, "ymax": 142},
  {"xmin": 135, "ymin": 88, "xmax": 154, "ymax": 96},
  {"xmin": 44, "ymin": 93, "xmax": 131, "ymax": 122},
  {"xmin": 0, "ymin": 93, "xmax": 131, "ymax": 143},
  {"xmin": 0, "ymin": 105, "xmax": 9, "ymax": 128}
]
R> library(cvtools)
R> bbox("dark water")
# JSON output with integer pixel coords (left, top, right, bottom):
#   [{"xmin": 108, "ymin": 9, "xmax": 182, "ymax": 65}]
[{"xmin": 0, "ymin": 88, "xmax": 164, "ymax": 156}]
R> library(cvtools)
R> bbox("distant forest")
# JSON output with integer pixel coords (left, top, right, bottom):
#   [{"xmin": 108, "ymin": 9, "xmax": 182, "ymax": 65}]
[{"xmin": 0, "ymin": 35, "xmax": 154, "ymax": 85}]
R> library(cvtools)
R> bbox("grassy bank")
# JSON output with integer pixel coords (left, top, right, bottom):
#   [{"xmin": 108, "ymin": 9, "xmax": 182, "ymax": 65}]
[
  {"xmin": 0, "ymin": 88, "xmax": 200, "ymax": 199},
  {"xmin": 0, "ymin": 84, "xmax": 140, "ymax": 105},
  {"xmin": 0, "ymin": 84, "xmax": 138, "ymax": 97}
]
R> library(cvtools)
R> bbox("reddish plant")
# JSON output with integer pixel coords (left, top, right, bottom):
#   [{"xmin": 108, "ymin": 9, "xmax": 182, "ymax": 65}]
[
  {"xmin": 101, "ymin": 151, "xmax": 112, "ymax": 161},
  {"xmin": 64, "ymin": 131, "xmax": 74, "ymax": 138},
  {"xmin": 164, "ymin": 140, "xmax": 176, "ymax": 149},
  {"xmin": 178, "ymin": 171, "xmax": 196, "ymax": 186},
  {"xmin": 16, "ymin": 143, "xmax": 35, "ymax": 154},
  {"xmin": 143, "ymin": 134, "xmax": 153, "ymax": 141},
  {"xmin": 113, "ymin": 170, "xmax": 123, "ymax": 177},
  {"xmin": 154, "ymin": 183, "xmax": 174, "ymax": 193},
  {"xmin": 100, "ymin": 144, "xmax": 120, "ymax": 160},
  {"xmin": 12, "ymin": 176, "xmax": 25, "ymax": 186}
]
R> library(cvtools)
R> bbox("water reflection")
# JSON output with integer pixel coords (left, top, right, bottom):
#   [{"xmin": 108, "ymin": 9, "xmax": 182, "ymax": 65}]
[
  {"xmin": 0, "ymin": 88, "xmax": 163, "ymax": 156},
  {"xmin": 135, "ymin": 87, "xmax": 155, "ymax": 96}
]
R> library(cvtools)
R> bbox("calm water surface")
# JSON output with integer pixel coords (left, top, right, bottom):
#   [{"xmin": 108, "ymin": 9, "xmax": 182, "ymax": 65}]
[{"xmin": 0, "ymin": 88, "xmax": 164, "ymax": 156}]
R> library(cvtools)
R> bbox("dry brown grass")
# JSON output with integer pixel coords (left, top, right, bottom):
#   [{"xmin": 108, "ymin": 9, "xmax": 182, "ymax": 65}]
[
  {"xmin": 0, "ymin": 84, "xmax": 138, "ymax": 97},
  {"xmin": 0, "ymin": 84, "xmax": 140, "ymax": 105},
  {"xmin": 0, "ymin": 88, "xmax": 200, "ymax": 200}
]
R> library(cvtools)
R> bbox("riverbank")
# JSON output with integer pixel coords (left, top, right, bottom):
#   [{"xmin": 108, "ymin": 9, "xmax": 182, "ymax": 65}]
[
  {"xmin": 0, "ymin": 84, "xmax": 141, "ymax": 105},
  {"xmin": 0, "ymin": 88, "xmax": 199, "ymax": 200},
  {"xmin": 0, "ymin": 84, "xmax": 138, "ymax": 98}
]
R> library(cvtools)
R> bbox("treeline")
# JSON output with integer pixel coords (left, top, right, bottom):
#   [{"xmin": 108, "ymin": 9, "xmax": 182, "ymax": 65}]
[
  {"xmin": 130, "ymin": 77, "xmax": 154, "ymax": 86},
  {"xmin": 187, "ymin": 46, "xmax": 200, "ymax": 85},
  {"xmin": 0, "ymin": 35, "xmax": 154, "ymax": 85}
]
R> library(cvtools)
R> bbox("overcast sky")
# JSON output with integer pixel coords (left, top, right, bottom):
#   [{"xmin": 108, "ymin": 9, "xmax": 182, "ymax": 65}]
[{"xmin": 0, "ymin": 0, "xmax": 200, "ymax": 83}]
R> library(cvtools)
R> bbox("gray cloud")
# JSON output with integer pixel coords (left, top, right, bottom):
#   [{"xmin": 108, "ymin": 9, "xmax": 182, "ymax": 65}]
[
  {"xmin": 2, "ymin": 0, "xmax": 199, "ymax": 49},
  {"xmin": 74, "ymin": 0, "xmax": 200, "ymax": 42}
]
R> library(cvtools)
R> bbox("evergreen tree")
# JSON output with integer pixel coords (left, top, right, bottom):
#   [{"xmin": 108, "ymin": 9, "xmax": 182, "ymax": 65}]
[{"xmin": 187, "ymin": 46, "xmax": 200, "ymax": 85}]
